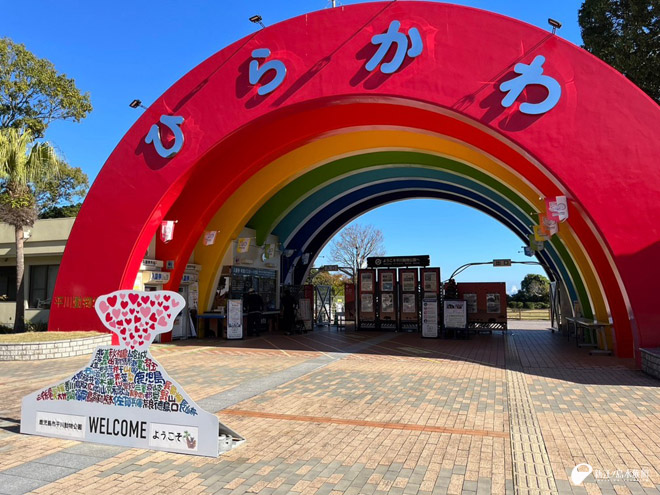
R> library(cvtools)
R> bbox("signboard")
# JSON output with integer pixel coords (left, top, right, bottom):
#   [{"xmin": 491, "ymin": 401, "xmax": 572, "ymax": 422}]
[
  {"xmin": 381, "ymin": 293, "xmax": 394, "ymax": 313},
  {"xmin": 421, "ymin": 270, "xmax": 438, "ymax": 292},
  {"xmin": 401, "ymin": 272, "xmax": 416, "ymax": 292},
  {"xmin": 226, "ymin": 299, "xmax": 243, "ymax": 339},
  {"xmin": 320, "ymin": 265, "xmax": 339, "ymax": 272},
  {"xmin": 493, "ymin": 259, "xmax": 512, "ymax": 267},
  {"xmin": 402, "ymin": 294, "xmax": 416, "ymax": 313},
  {"xmin": 422, "ymin": 299, "xmax": 438, "ymax": 337},
  {"xmin": 21, "ymin": 290, "xmax": 243, "ymax": 457},
  {"xmin": 444, "ymin": 300, "xmax": 467, "ymax": 328},
  {"xmin": 298, "ymin": 298, "xmax": 313, "ymax": 330},
  {"xmin": 361, "ymin": 294, "xmax": 374, "ymax": 312},
  {"xmin": 380, "ymin": 272, "xmax": 394, "ymax": 291},
  {"xmin": 367, "ymin": 255, "xmax": 430, "ymax": 268}
]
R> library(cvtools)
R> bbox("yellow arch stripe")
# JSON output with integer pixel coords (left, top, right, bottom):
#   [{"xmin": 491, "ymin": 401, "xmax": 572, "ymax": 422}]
[{"xmin": 193, "ymin": 130, "xmax": 608, "ymax": 322}]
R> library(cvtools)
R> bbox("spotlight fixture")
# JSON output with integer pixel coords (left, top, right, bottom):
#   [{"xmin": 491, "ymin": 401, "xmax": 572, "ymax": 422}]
[
  {"xmin": 547, "ymin": 18, "xmax": 562, "ymax": 34},
  {"xmin": 249, "ymin": 15, "xmax": 266, "ymax": 29},
  {"xmin": 129, "ymin": 99, "xmax": 147, "ymax": 110}
]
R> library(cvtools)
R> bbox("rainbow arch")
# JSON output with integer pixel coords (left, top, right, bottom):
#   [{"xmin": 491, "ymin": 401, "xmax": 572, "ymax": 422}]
[{"xmin": 51, "ymin": 2, "xmax": 660, "ymax": 359}]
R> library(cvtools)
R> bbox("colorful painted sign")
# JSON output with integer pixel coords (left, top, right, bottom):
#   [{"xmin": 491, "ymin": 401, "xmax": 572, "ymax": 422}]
[{"xmin": 22, "ymin": 290, "xmax": 243, "ymax": 457}]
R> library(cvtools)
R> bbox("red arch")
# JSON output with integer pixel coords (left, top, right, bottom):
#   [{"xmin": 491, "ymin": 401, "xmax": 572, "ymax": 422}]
[{"xmin": 51, "ymin": 2, "xmax": 659, "ymax": 359}]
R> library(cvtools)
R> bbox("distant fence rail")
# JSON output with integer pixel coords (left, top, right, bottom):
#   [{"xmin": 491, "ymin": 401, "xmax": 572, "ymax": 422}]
[{"xmin": 506, "ymin": 309, "xmax": 551, "ymax": 320}]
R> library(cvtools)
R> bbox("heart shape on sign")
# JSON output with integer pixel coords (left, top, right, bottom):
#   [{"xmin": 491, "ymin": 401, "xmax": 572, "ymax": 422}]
[{"xmin": 95, "ymin": 290, "xmax": 185, "ymax": 350}]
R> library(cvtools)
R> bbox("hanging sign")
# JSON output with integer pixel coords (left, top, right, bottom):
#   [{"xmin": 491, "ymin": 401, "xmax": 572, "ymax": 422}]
[
  {"xmin": 237, "ymin": 238, "xmax": 250, "ymax": 253},
  {"xmin": 203, "ymin": 231, "xmax": 217, "ymax": 246},
  {"xmin": 160, "ymin": 221, "xmax": 175, "ymax": 244},
  {"xmin": 533, "ymin": 225, "xmax": 549, "ymax": 242},
  {"xmin": 265, "ymin": 244, "xmax": 275, "ymax": 259},
  {"xmin": 21, "ymin": 290, "xmax": 243, "ymax": 457},
  {"xmin": 538, "ymin": 214, "xmax": 558, "ymax": 236},
  {"xmin": 545, "ymin": 196, "xmax": 569, "ymax": 222}
]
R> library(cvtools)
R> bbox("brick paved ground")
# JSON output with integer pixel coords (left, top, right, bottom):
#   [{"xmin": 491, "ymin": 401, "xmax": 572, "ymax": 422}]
[{"xmin": 0, "ymin": 323, "xmax": 659, "ymax": 494}]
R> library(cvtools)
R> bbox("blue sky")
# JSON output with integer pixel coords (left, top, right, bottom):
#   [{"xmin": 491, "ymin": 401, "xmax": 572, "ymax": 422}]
[{"xmin": 3, "ymin": 0, "xmax": 586, "ymax": 293}]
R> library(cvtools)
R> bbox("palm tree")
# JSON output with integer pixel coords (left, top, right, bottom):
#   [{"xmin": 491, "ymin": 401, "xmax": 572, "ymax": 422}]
[{"xmin": 0, "ymin": 128, "xmax": 62, "ymax": 332}]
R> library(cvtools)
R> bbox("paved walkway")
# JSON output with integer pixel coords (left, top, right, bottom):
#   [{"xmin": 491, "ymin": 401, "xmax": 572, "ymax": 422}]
[{"xmin": 0, "ymin": 323, "xmax": 659, "ymax": 494}]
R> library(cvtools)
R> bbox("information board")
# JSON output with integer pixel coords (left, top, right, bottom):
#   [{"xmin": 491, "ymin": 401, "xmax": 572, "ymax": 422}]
[
  {"xmin": 422, "ymin": 299, "xmax": 438, "ymax": 337},
  {"xmin": 298, "ymin": 298, "xmax": 313, "ymax": 330},
  {"xmin": 444, "ymin": 300, "xmax": 467, "ymax": 328},
  {"xmin": 226, "ymin": 299, "xmax": 243, "ymax": 339}
]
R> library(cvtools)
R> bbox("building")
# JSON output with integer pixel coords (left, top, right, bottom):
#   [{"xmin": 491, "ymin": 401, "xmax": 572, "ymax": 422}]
[{"xmin": 0, "ymin": 217, "xmax": 75, "ymax": 326}]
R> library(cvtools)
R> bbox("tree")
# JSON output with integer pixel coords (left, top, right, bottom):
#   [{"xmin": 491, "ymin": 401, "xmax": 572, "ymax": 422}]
[
  {"xmin": 329, "ymin": 224, "xmax": 385, "ymax": 284},
  {"xmin": 515, "ymin": 273, "xmax": 550, "ymax": 304},
  {"xmin": 0, "ymin": 37, "xmax": 93, "ymax": 137},
  {"xmin": 308, "ymin": 270, "xmax": 349, "ymax": 297},
  {"xmin": 0, "ymin": 128, "xmax": 87, "ymax": 332},
  {"xmin": 579, "ymin": 0, "xmax": 660, "ymax": 104},
  {"xmin": 39, "ymin": 202, "xmax": 83, "ymax": 219}
]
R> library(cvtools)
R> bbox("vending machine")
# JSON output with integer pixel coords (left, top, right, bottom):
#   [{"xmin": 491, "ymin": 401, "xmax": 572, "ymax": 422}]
[
  {"xmin": 398, "ymin": 268, "xmax": 419, "ymax": 332},
  {"xmin": 420, "ymin": 268, "xmax": 441, "ymax": 337},
  {"xmin": 357, "ymin": 269, "xmax": 376, "ymax": 330},
  {"xmin": 377, "ymin": 269, "xmax": 397, "ymax": 331}
]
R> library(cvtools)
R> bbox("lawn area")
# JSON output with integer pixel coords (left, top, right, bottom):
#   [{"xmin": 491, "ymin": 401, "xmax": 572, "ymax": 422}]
[
  {"xmin": 506, "ymin": 308, "xmax": 551, "ymax": 320},
  {"xmin": 0, "ymin": 331, "xmax": 106, "ymax": 343}
]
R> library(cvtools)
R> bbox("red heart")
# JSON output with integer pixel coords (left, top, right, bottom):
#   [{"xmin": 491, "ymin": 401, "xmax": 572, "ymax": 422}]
[
  {"xmin": 107, "ymin": 295, "xmax": 117, "ymax": 307},
  {"xmin": 163, "ymin": 305, "xmax": 170, "ymax": 311},
  {"xmin": 150, "ymin": 301, "xmax": 155, "ymax": 307},
  {"xmin": 129, "ymin": 308, "xmax": 135, "ymax": 315},
  {"xmin": 166, "ymin": 313, "xmax": 171, "ymax": 319},
  {"xmin": 157, "ymin": 301, "xmax": 163, "ymax": 307},
  {"xmin": 149, "ymin": 313, "xmax": 157, "ymax": 323},
  {"xmin": 138, "ymin": 340, "xmax": 144, "ymax": 346},
  {"xmin": 149, "ymin": 323, "xmax": 155, "ymax": 330},
  {"xmin": 105, "ymin": 312, "xmax": 113, "ymax": 322},
  {"xmin": 125, "ymin": 318, "xmax": 132, "ymax": 325},
  {"xmin": 128, "ymin": 293, "xmax": 139, "ymax": 305},
  {"xmin": 120, "ymin": 300, "xmax": 129, "ymax": 309},
  {"xmin": 141, "ymin": 296, "xmax": 150, "ymax": 304},
  {"xmin": 129, "ymin": 333, "xmax": 134, "ymax": 340},
  {"xmin": 120, "ymin": 328, "xmax": 126, "ymax": 335},
  {"xmin": 134, "ymin": 316, "xmax": 142, "ymax": 324},
  {"xmin": 136, "ymin": 301, "xmax": 142, "ymax": 307},
  {"xmin": 130, "ymin": 345, "xmax": 135, "ymax": 350},
  {"xmin": 117, "ymin": 320, "xmax": 124, "ymax": 327},
  {"xmin": 163, "ymin": 295, "xmax": 171, "ymax": 302}
]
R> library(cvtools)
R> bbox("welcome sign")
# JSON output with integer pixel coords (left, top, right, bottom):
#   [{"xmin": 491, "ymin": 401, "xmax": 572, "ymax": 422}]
[{"xmin": 21, "ymin": 290, "xmax": 243, "ymax": 457}]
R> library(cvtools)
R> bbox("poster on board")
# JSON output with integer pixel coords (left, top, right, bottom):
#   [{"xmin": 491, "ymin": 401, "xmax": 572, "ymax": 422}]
[
  {"xmin": 226, "ymin": 299, "xmax": 243, "ymax": 339},
  {"xmin": 360, "ymin": 272, "xmax": 373, "ymax": 292},
  {"xmin": 487, "ymin": 293, "xmax": 501, "ymax": 313},
  {"xmin": 401, "ymin": 272, "xmax": 415, "ymax": 292},
  {"xmin": 463, "ymin": 293, "xmax": 477, "ymax": 314},
  {"xmin": 21, "ymin": 290, "xmax": 244, "ymax": 457},
  {"xmin": 381, "ymin": 293, "xmax": 394, "ymax": 313},
  {"xmin": 444, "ymin": 300, "xmax": 467, "ymax": 328},
  {"xmin": 423, "ymin": 272, "xmax": 437, "ymax": 292},
  {"xmin": 402, "ymin": 294, "xmax": 416, "ymax": 313},
  {"xmin": 361, "ymin": 294, "xmax": 374, "ymax": 313},
  {"xmin": 422, "ymin": 299, "xmax": 438, "ymax": 337},
  {"xmin": 380, "ymin": 272, "xmax": 394, "ymax": 291}
]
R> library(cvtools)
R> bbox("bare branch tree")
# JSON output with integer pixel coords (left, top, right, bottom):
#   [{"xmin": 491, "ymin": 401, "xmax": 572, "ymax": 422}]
[{"xmin": 329, "ymin": 224, "xmax": 385, "ymax": 284}]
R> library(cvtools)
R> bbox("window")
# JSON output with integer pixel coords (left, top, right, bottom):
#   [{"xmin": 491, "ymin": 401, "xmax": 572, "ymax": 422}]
[
  {"xmin": 0, "ymin": 266, "xmax": 16, "ymax": 301},
  {"xmin": 29, "ymin": 265, "xmax": 59, "ymax": 308}
]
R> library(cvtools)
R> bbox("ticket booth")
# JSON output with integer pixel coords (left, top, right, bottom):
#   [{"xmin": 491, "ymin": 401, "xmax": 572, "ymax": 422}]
[
  {"xmin": 457, "ymin": 282, "xmax": 507, "ymax": 333},
  {"xmin": 398, "ymin": 268, "xmax": 419, "ymax": 332},
  {"xmin": 358, "ymin": 269, "xmax": 376, "ymax": 330},
  {"xmin": 377, "ymin": 269, "xmax": 397, "ymax": 331}
]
